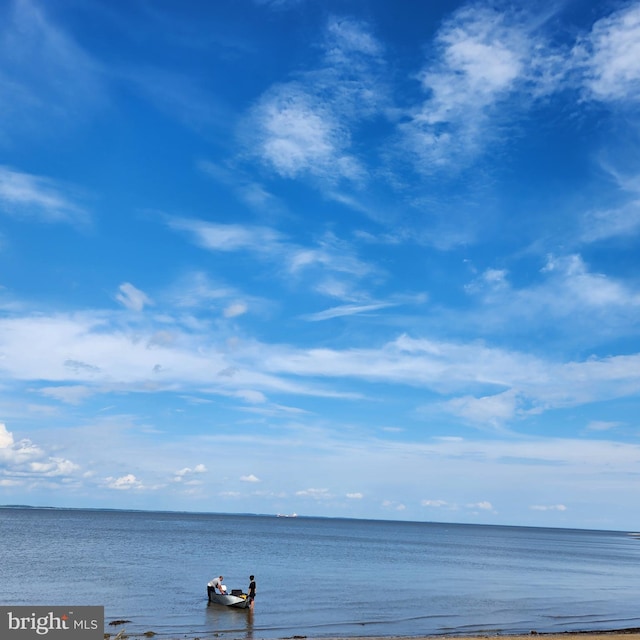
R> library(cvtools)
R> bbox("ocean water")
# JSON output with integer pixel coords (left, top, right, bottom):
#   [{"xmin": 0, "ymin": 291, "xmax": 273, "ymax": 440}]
[{"xmin": 1, "ymin": 508, "xmax": 640, "ymax": 639}]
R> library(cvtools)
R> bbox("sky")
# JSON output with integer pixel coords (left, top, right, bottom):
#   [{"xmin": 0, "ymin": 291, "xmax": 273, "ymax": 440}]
[{"xmin": 1, "ymin": 0, "xmax": 640, "ymax": 530}]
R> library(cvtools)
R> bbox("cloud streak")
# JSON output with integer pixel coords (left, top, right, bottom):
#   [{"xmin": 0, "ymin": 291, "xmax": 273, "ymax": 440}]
[
  {"xmin": 0, "ymin": 166, "xmax": 88, "ymax": 224},
  {"xmin": 0, "ymin": 0, "xmax": 103, "ymax": 138}
]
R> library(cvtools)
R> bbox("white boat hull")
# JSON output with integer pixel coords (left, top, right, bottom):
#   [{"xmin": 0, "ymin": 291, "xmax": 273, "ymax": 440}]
[{"xmin": 207, "ymin": 586, "xmax": 250, "ymax": 608}]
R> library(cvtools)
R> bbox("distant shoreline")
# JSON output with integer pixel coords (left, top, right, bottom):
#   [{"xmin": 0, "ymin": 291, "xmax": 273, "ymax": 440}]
[{"xmin": 3, "ymin": 504, "xmax": 639, "ymax": 535}]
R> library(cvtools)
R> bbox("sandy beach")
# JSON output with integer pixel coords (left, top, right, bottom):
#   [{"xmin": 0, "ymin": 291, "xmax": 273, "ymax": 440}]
[{"xmin": 105, "ymin": 630, "xmax": 640, "ymax": 640}]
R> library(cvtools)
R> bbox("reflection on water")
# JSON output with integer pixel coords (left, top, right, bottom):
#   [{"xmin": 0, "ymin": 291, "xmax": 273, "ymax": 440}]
[
  {"xmin": 246, "ymin": 608, "xmax": 255, "ymax": 640},
  {"xmin": 205, "ymin": 600, "xmax": 254, "ymax": 639}
]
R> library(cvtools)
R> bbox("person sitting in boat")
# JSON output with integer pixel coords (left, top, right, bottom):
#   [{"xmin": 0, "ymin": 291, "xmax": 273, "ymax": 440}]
[{"xmin": 208, "ymin": 575, "xmax": 225, "ymax": 593}]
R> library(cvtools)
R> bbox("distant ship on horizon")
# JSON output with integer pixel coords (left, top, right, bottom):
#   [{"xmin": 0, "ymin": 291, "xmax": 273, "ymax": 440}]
[{"xmin": 276, "ymin": 512, "xmax": 298, "ymax": 518}]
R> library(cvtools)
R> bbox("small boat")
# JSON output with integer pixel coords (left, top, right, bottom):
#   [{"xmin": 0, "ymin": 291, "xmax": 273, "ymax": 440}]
[{"xmin": 207, "ymin": 586, "xmax": 250, "ymax": 609}]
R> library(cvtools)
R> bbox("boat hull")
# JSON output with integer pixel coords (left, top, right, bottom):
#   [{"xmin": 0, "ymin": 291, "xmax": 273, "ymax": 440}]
[{"xmin": 207, "ymin": 586, "xmax": 250, "ymax": 608}]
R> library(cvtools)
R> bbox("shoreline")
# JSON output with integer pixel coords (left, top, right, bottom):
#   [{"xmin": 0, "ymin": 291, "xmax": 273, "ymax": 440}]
[{"xmin": 105, "ymin": 629, "xmax": 640, "ymax": 640}]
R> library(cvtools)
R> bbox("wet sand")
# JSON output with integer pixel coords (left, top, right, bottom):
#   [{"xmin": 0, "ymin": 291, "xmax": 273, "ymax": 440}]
[{"xmin": 106, "ymin": 630, "xmax": 640, "ymax": 640}]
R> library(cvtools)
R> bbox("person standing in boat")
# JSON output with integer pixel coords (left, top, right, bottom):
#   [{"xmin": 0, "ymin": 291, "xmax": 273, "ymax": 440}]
[
  {"xmin": 208, "ymin": 575, "xmax": 225, "ymax": 594},
  {"xmin": 248, "ymin": 575, "xmax": 256, "ymax": 609}
]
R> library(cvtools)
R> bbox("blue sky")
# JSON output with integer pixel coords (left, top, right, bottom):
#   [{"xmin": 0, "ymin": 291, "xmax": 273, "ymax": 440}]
[{"xmin": 1, "ymin": 0, "xmax": 640, "ymax": 530}]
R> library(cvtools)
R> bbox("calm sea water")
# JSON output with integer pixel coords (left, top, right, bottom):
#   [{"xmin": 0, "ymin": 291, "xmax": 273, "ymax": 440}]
[{"xmin": 1, "ymin": 508, "xmax": 640, "ymax": 639}]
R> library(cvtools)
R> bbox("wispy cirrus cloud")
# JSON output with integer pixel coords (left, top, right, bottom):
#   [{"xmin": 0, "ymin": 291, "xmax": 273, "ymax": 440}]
[
  {"xmin": 577, "ymin": 161, "xmax": 640, "ymax": 244},
  {"xmin": 301, "ymin": 301, "xmax": 398, "ymax": 321},
  {"xmin": 253, "ymin": 0, "xmax": 304, "ymax": 9},
  {"xmin": 586, "ymin": 420, "xmax": 623, "ymax": 432},
  {"xmin": 167, "ymin": 216, "xmax": 285, "ymax": 252},
  {"xmin": 400, "ymin": 5, "xmax": 565, "ymax": 171},
  {"xmin": 421, "ymin": 499, "xmax": 451, "ymax": 508},
  {"xmin": 167, "ymin": 271, "xmax": 237, "ymax": 309},
  {"xmin": 2, "ymin": 296, "xmax": 640, "ymax": 431},
  {"xmin": 167, "ymin": 217, "xmax": 380, "ymax": 300},
  {"xmin": 530, "ymin": 504, "xmax": 567, "ymax": 512},
  {"xmin": 0, "ymin": 166, "xmax": 89, "ymax": 224},
  {"xmin": 39, "ymin": 384, "xmax": 96, "ymax": 405},
  {"xmin": 579, "ymin": 199, "xmax": 640, "ymax": 243},
  {"xmin": 248, "ymin": 84, "xmax": 361, "ymax": 181},
  {"xmin": 0, "ymin": 0, "xmax": 103, "ymax": 139},
  {"xmin": 576, "ymin": 2, "xmax": 640, "ymax": 103},
  {"xmin": 243, "ymin": 16, "xmax": 387, "ymax": 185},
  {"xmin": 115, "ymin": 283, "xmax": 153, "ymax": 312},
  {"xmin": 288, "ymin": 231, "xmax": 377, "ymax": 280},
  {"xmin": 260, "ymin": 333, "xmax": 640, "ymax": 428},
  {"xmin": 120, "ymin": 65, "xmax": 231, "ymax": 134},
  {"xmin": 296, "ymin": 487, "xmax": 332, "ymax": 500},
  {"xmin": 197, "ymin": 160, "xmax": 285, "ymax": 214}
]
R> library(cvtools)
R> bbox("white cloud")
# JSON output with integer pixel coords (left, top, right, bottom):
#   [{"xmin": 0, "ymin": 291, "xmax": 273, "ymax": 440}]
[
  {"xmin": 420, "ymin": 6, "xmax": 525, "ymax": 112},
  {"xmin": 0, "ymin": 424, "xmax": 13, "ymax": 448},
  {"xmin": 401, "ymin": 5, "xmax": 561, "ymax": 169},
  {"xmin": 168, "ymin": 217, "xmax": 284, "ymax": 252},
  {"xmin": 249, "ymin": 84, "xmax": 363, "ymax": 182},
  {"xmin": 346, "ymin": 492, "xmax": 363, "ymax": 499},
  {"xmin": 296, "ymin": 487, "xmax": 331, "ymax": 499},
  {"xmin": 0, "ymin": 311, "xmax": 352, "ymax": 401},
  {"xmin": 4, "ymin": 412, "xmax": 639, "ymax": 523},
  {"xmin": 382, "ymin": 500, "xmax": 406, "ymax": 511},
  {"xmin": 465, "ymin": 268, "xmax": 509, "ymax": 295},
  {"xmin": 578, "ymin": 3, "xmax": 640, "ymax": 102},
  {"xmin": 253, "ymin": 0, "xmax": 303, "ymax": 9},
  {"xmin": 580, "ymin": 200, "xmax": 640, "ymax": 243},
  {"xmin": 243, "ymin": 16, "xmax": 386, "ymax": 184},
  {"xmin": 0, "ymin": 166, "xmax": 88, "ymax": 224},
  {"xmin": 586, "ymin": 421, "xmax": 622, "ymax": 432},
  {"xmin": 234, "ymin": 389, "xmax": 267, "ymax": 404},
  {"xmin": 319, "ymin": 15, "xmax": 387, "ymax": 119},
  {"xmin": 168, "ymin": 218, "xmax": 378, "ymax": 299},
  {"xmin": 224, "ymin": 302, "xmax": 248, "ymax": 318},
  {"xmin": 240, "ymin": 474, "xmax": 261, "ymax": 483},
  {"xmin": 302, "ymin": 301, "xmax": 396, "ymax": 321},
  {"xmin": 115, "ymin": 283, "xmax": 153, "ymax": 312},
  {"xmin": 467, "ymin": 501, "xmax": 494, "ymax": 511},
  {"xmin": 167, "ymin": 271, "xmax": 237, "ymax": 309},
  {"xmin": 1, "ymin": 291, "xmax": 640, "ymax": 435},
  {"xmin": 530, "ymin": 504, "xmax": 567, "ymax": 512},
  {"xmin": 540, "ymin": 254, "xmax": 639, "ymax": 307},
  {"xmin": 444, "ymin": 390, "xmax": 521, "ymax": 429},
  {"xmin": 219, "ymin": 490, "xmax": 241, "ymax": 498},
  {"xmin": 464, "ymin": 254, "xmax": 640, "ymax": 344},
  {"xmin": 174, "ymin": 464, "xmax": 207, "ymax": 483},
  {"xmin": 325, "ymin": 15, "xmax": 382, "ymax": 59},
  {"xmin": 104, "ymin": 473, "xmax": 143, "ymax": 490},
  {"xmin": 421, "ymin": 499, "xmax": 449, "ymax": 508},
  {"xmin": 39, "ymin": 385, "xmax": 95, "ymax": 405},
  {"xmin": 0, "ymin": 422, "xmax": 79, "ymax": 481}
]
